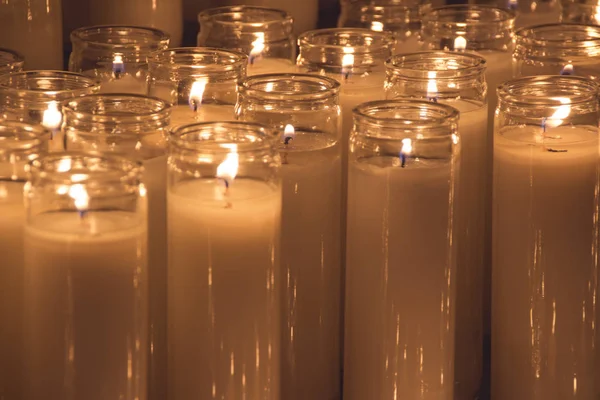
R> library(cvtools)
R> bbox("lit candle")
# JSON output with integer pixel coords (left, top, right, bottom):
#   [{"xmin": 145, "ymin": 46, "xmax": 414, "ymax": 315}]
[
  {"xmin": 41, "ymin": 101, "xmax": 64, "ymax": 152},
  {"xmin": 247, "ymin": 32, "xmax": 296, "ymax": 76},
  {"xmin": 23, "ymin": 153, "xmax": 148, "ymax": 400},
  {"xmin": 168, "ymin": 122, "xmax": 281, "ymax": 400},
  {"xmin": 97, "ymin": 53, "xmax": 148, "ymax": 94}
]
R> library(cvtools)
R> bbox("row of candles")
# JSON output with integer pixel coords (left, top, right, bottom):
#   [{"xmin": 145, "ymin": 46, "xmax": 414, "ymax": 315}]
[{"xmin": 1, "ymin": 3, "xmax": 600, "ymax": 400}]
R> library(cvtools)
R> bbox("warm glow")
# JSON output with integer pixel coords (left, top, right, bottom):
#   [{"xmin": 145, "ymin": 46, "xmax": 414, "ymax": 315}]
[
  {"xmin": 250, "ymin": 32, "xmax": 265, "ymax": 59},
  {"xmin": 68, "ymin": 183, "xmax": 89, "ymax": 211},
  {"xmin": 595, "ymin": 5, "xmax": 600, "ymax": 22},
  {"xmin": 545, "ymin": 97, "xmax": 571, "ymax": 129},
  {"xmin": 42, "ymin": 101, "xmax": 62, "ymax": 131},
  {"xmin": 508, "ymin": 0, "xmax": 518, "ymax": 9},
  {"xmin": 342, "ymin": 47, "xmax": 355, "ymax": 67},
  {"xmin": 112, "ymin": 53, "xmax": 125, "ymax": 74},
  {"xmin": 561, "ymin": 63, "xmax": 574, "ymax": 75},
  {"xmin": 57, "ymin": 158, "xmax": 72, "ymax": 172},
  {"xmin": 427, "ymin": 71, "xmax": 438, "ymax": 100},
  {"xmin": 454, "ymin": 36, "xmax": 467, "ymax": 51},
  {"xmin": 189, "ymin": 78, "xmax": 208, "ymax": 111},
  {"xmin": 284, "ymin": 124, "xmax": 295, "ymax": 140},
  {"xmin": 216, "ymin": 144, "xmax": 239, "ymax": 185},
  {"xmin": 401, "ymin": 138, "xmax": 413, "ymax": 155},
  {"xmin": 371, "ymin": 21, "xmax": 384, "ymax": 32}
]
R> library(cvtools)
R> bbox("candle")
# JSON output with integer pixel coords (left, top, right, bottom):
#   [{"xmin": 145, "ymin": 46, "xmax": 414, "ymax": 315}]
[
  {"xmin": 344, "ymin": 100, "xmax": 459, "ymax": 400},
  {"xmin": 236, "ymin": 74, "xmax": 343, "ymax": 400},
  {"xmin": 41, "ymin": 101, "xmax": 63, "ymax": 151},
  {"xmin": 493, "ymin": 76, "xmax": 600, "ymax": 400},
  {"xmin": 508, "ymin": 0, "xmax": 561, "ymax": 28},
  {"xmin": 0, "ymin": 122, "xmax": 49, "ymax": 400},
  {"xmin": 23, "ymin": 153, "xmax": 148, "ymax": 400},
  {"xmin": 168, "ymin": 122, "xmax": 281, "ymax": 400}
]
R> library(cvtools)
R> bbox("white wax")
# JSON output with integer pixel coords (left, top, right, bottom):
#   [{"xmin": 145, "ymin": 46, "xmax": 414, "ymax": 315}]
[
  {"xmin": 23, "ymin": 211, "xmax": 147, "ymax": 400},
  {"xmin": 0, "ymin": 180, "xmax": 25, "ymax": 400},
  {"xmin": 247, "ymin": 58, "xmax": 296, "ymax": 76},
  {"xmin": 344, "ymin": 157, "xmax": 456, "ymax": 400},
  {"xmin": 279, "ymin": 136, "xmax": 342, "ymax": 400},
  {"xmin": 492, "ymin": 125, "xmax": 599, "ymax": 400},
  {"xmin": 99, "ymin": 74, "xmax": 148, "ymax": 95},
  {"xmin": 168, "ymin": 179, "xmax": 281, "ymax": 400},
  {"xmin": 169, "ymin": 104, "xmax": 236, "ymax": 128}
]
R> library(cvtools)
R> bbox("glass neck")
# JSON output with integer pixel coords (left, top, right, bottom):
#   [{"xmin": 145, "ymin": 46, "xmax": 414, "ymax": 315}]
[
  {"xmin": 0, "ymin": 122, "xmax": 50, "ymax": 179},
  {"xmin": 515, "ymin": 24, "xmax": 600, "ymax": 62},
  {"xmin": 340, "ymin": 0, "xmax": 422, "ymax": 32},
  {"xmin": 71, "ymin": 26, "xmax": 170, "ymax": 58}
]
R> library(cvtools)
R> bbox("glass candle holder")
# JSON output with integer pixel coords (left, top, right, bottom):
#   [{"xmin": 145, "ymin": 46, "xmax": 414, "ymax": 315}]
[
  {"xmin": 168, "ymin": 121, "xmax": 281, "ymax": 400},
  {"xmin": 62, "ymin": 93, "xmax": 170, "ymax": 400},
  {"xmin": 337, "ymin": 0, "xmax": 423, "ymax": 54},
  {"xmin": 513, "ymin": 23, "xmax": 600, "ymax": 79},
  {"xmin": 23, "ymin": 152, "xmax": 147, "ymax": 400},
  {"xmin": 561, "ymin": 0, "xmax": 600, "ymax": 25},
  {"xmin": 0, "ymin": 71, "xmax": 100, "ymax": 151},
  {"xmin": 0, "ymin": 121, "xmax": 49, "ymax": 400},
  {"xmin": 197, "ymin": 6, "xmax": 296, "ymax": 76},
  {"xmin": 236, "ymin": 73, "xmax": 341, "ymax": 400},
  {"xmin": 386, "ymin": 50, "xmax": 487, "ymax": 400},
  {"xmin": 493, "ymin": 75, "xmax": 600, "ymax": 400},
  {"xmin": 0, "ymin": 48, "xmax": 24, "ymax": 75},
  {"xmin": 148, "ymin": 48, "xmax": 247, "ymax": 127},
  {"xmin": 344, "ymin": 99, "xmax": 459, "ymax": 400},
  {"xmin": 69, "ymin": 26, "xmax": 171, "ymax": 95},
  {"xmin": 500, "ymin": 0, "xmax": 561, "ymax": 28}
]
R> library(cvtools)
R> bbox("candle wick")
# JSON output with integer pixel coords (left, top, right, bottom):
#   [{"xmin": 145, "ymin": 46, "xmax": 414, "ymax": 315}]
[
  {"xmin": 78, "ymin": 209, "xmax": 88, "ymax": 220},
  {"xmin": 401, "ymin": 153, "xmax": 407, "ymax": 168},
  {"xmin": 192, "ymin": 99, "xmax": 198, "ymax": 112},
  {"xmin": 284, "ymin": 136, "xmax": 293, "ymax": 145},
  {"xmin": 344, "ymin": 71, "xmax": 350, "ymax": 81},
  {"xmin": 428, "ymin": 97, "xmax": 438, "ymax": 103}
]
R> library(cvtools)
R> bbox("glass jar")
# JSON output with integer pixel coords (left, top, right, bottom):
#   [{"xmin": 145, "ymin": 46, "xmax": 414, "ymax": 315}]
[
  {"xmin": 148, "ymin": 47, "xmax": 246, "ymax": 128},
  {"xmin": 561, "ymin": 0, "xmax": 600, "ymax": 25},
  {"xmin": 386, "ymin": 50, "xmax": 487, "ymax": 400},
  {"xmin": 197, "ymin": 6, "xmax": 296, "ymax": 76},
  {"xmin": 338, "ymin": 0, "xmax": 423, "ymax": 54},
  {"xmin": 69, "ymin": 26, "xmax": 171, "ymax": 95},
  {"xmin": 344, "ymin": 99, "xmax": 459, "ymax": 400},
  {"xmin": 0, "ymin": 48, "xmax": 24, "ymax": 75},
  {"xmin": 493, "ymin": 75, "xmax": 600, "ymax": 400},
  {"xmin": 168, "ymin": 121, "xmax": 281, "ymax": 400},
  {"xmin": 0, "ymin": 121, "xmax": 49, "ymax": 400},
  {"xmin": 489, "ymin": 0, "xmax": 561, "ymax": 28},
  {"xmin": 23, "ymin": 151, "xmax": 147, "ymax": 400},
  {"xmin": 236, "ymin": 73, "xmax": 341, "ymax": 400},
  {"xmin": 513, "ymin": 23, "xmax": 600, "ymax": 79}
]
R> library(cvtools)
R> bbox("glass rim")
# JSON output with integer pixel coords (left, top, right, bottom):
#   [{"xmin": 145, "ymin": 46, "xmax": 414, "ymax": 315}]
[
  {"xmin": 386, "ymin": 51, "xmax": 487, "ymax": 79},
  {"xmin": 0, "ymin": 121, "xmax": 51, "ymax": 155},
  {"xmin": 198, "ymin": 5, "xmax": 293, "ymax": 26},
  {"xmin": 515, "ymin": 23, "xmax": 600, "ymax": 49},
  {"xmin": 298, "ymin": 28, "xmax": 395, "ymax": 54},
  {"xmin": 0, "ymin": 48, "xmax": 24, "ymax": 68},
  {"xmin": 422, "ymin": 4, "xmax": 516, "ymax": 25},
  {"xmin": 63, "ymin": 94, "xmax": 171, "ymax": 123},
  {"xmin": 0, "ymin": 70, "xmax": 99, "ymax": 97},
  {"xmin": 560, "ymin": 0, "xmax": 600, "ymax": 5},
  {"xmin": 70, "ymin": 25, "xmax": 171, "ymax": 50},
  {"xmin": 149, "ymin": 47, "xmax": 248, "ymax": 71},
  {"xmin": 239, "ymin": 73, "xmax": 341, "ymax": 101},
  {"xmin": 498, "ymin": 75, "xmax": 599, "ymax": 107}
]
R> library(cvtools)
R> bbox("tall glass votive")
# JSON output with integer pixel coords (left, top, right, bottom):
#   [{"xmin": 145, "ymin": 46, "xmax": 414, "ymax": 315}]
[
  {"xmin": 0, "ymin": 71, "xmax": 100, "ymax": 151},
  {"xmin": 386, "ymin": 51, "xmax": 487, "ymax": 400},
  {"xmin": 148, "ymin": 48, "xmax": 246, "ymax": 127},
  {"xmin": 0, "ymin": 48, "xmax": 24, "ymax": 75},
  {"xmin": 61, "ymin": 94, "xmax": 170, "ymax": 400},
  {"xmin": 69, "ymin": 26, "xmax": 171, "ymax": 95},
  {"xmin": 345, "ymin": 99, "xmax": 460, "ymax": 400},
  {"xmin": 504, "ymin": 0, "xmax": 561, "ymax": 28},
  {"xmin": 0, "ymin": 122, "xmax": 49, "ymax": 400},
  {"xmin": 493, "ymin": 75, "xmax": 600, "ymax": 400},
  {"xmin": 236, "ymin": 74, "xmax": 342, "ymax": 400},
  {"xmin": 168, "ymin": 121, "xmax": 281, "ymax": 400},
  {"xmin": 338, "ymin": 0, "xmax": 423, "ymax": 54},
  {"xmin": 198, "ymin": 6, "xmax": 296, "ymax": 76},
  {"xmin": 513, "ymin": 24, "xmax": 600, "ymax": 79},
  {"xmin": 23, "ymin": 152, "xmax": 148, "ymax": 400},
  {"xmin": 561, "ymin": 0, "xmax": 600, "ymax": 25}
]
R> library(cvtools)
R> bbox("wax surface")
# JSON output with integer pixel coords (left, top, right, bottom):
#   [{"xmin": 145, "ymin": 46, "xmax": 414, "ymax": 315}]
[
  {"xmin": 169, "ymin": 104, "xmax": 235, "ymax": 128},
  {"xmin": 247, "ymin": 58, "xmax": 296, "ymax": 76}
]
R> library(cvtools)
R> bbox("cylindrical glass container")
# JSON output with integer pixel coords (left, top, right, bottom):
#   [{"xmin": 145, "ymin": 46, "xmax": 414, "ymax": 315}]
[
  {"xmin": 0, "ymin": 71, "xmax": 100, "ymax": 151},
  {"xmin": 0, "ymin": 121, "xmax": 49, "ymax": 400},
  {"xmin": 493, "ymin": 75, "xmax": 600, "ymax": 400},
  {"xmin": 236, "ymin": 74, "xmax": 342, "ymax": 400},
  {"xmin": 497, "ymin": 0, "xmax": 561, "ymax": 28},
  {"xmin": 344, "ymin": 99, "xmax": 459, "ymax": 400},
  {"xmin": 62, "ymin": 94, "xmax": 170, "ymax": 400},
  {"xmin": 561, "ymin": 0, "xmax": 600, "ymax": 25},
  {"xmin": 0, "ymin": 0, "xmax": 62, "ymax": 70},
  {"xmin": 513, "ymin": 24, "xmax": 600, "ymax": 79},
  {"xmin": 0, "ymin": 48, "xmax": 24, "ymax": 75},
  {"xmin": 23, "ymin": 152, "xmax": 148, "ymax": 400},
  {"xmin": 197, "ymin": 6, "xmax": 296, "ymax": 76},
  {"xmin": 386, "ymin": 50, "xmax": 487, "ymax": 400},
  {"xmin": 148, "ymin": 48, "xmax": 246, "ymax": 127},
  {"xmin": 69, "ymin": 26, "xmax": 171, "ymax": 95},
  {"xmin": 168, "ymin": 121, "xmax": 281, "ymax": 400},
  {"xmin": 337, "ymin": 0, "xmax": 423, "ymax": 54}
]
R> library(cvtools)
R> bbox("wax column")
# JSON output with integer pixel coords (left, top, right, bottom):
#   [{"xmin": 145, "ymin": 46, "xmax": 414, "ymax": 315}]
[
  {"xmin": 62, "ymin": 94, "xmax": 171, "ymax": 400},
  {"xmin": 344, "ymin": 100, "xmax": 460, "ymax": 400},
  {"xmin": 23, "ymin": 153, "xmax": 148, "ymax": 400},
  {"xmin": 493, "ymin": 76, "xmax": 600, "ymax": 400},
  {"xmin": 149, "ymin": 48, "xmax": 246, "ymax": 127},
  {"xmin": 69, "ymin": 26, "xmax": 170, "ymax": 95},
  {"xmin": 197, "ymin": 6, "xmax": 296, "ymax": 75},
  {"xmin": 0, "ymin": 122, "xmax": 49, "ymax": 400},
  {"xmin": 168, "ymin": 122, "xmax": 281, "ymax": 400},
  {"xmin": 236, "ymin": 74, "xmax": 342, "ymax": 400},
  {"xmin": 385, "ymin": 50, "xmax": 488, "ymax": 400}
]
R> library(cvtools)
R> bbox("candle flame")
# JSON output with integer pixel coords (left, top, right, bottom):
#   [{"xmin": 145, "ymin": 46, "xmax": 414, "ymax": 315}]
[
  {"xmin": 401, "ymin": 138, "xmax": 413, "ymax": 155},
  {"xmin": 68, "ymin": 183, "xmax": 89, "ymax": 212},
  {"xmin": 543, "ymin": 97, "xmax": 571, "ymax": 130},
  {"xmin": 283, "ymin": 124, "xmax": 295, "ymax": 145},
  {"xmin": 216, "ymin": 144, "xmax": 239, "ymax": 186},
  {"xmin": 112, "ymin": 53, "xmax": 125, "ymax": 75},
  {"xmin": 189, "ymin": 78, "xmax": 208, "ymax": 112},
  {"xmin": 342, "ymin": 47, "xmax": 355, "ymax": 79},
  {"xmin": 371, "ymin": 21, "xmax": 384, "ymax": 32},
  {"xmin": 249, "ymin": 33, "xmax": 265, "ymax": 64},
  {"xmin": 560, "ymin": 64, "xmax": 574, "ymax": 75},
  {"xmin": 42, "ymin": 101, "xmax": 62, "ymax": 131},
  {"xmin": 427, "ymin": 71, "xmax": 438, "ymax": 101},
  {"xmin": 454, "ymin": 36, "xmax": 467, "ymax": 51}
]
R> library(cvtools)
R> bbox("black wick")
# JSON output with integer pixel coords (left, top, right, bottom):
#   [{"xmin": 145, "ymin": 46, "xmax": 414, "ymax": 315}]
[
  {"xmin": 190, "ymin": 99, "xmax": 198, "ymax": 112},
  {"xmin": 284, "ymin": 136, "xmax": 293, "ymax": 145},
  {"xmin": 401, "ymin": 153, "xmax": 407, "ymax": 168}
]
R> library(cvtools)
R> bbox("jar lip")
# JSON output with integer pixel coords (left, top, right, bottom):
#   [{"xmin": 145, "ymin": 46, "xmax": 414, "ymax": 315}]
[
  {"xmin": 170, "ymin": 121, "xmax": 276, "ymax": 152},
  {"xmin": 150, "ymin": 47, "xmax": 248, "ymax": 71},
  {"xmin": 498, "ymin": 75, "xmax": 599, "ymax": 106},
  {"xmin": 70, "ymin": 25, "xmax": 170, "ymax": 51},
  {"xmin": 422, "ymin": 5, "xmax": 516, "ymax": 25},
  {"xmin": 198, "ymin": 6, "xmax": 293, "ymax": 27},
  {"xmin": 0, "ymin": 121, "xmax": 51, "ymax": 154},
  {"xmin": 240, "ymin": 73, "xmax": 340, "ymax": 101},
  {"xmin": 386, "ymin": 51, "xmax": 487, "ymax": 79},
  {"xmin": 516, "ymin": 23, "xmax": 600, "ymax": 49},
  {"xmin": 298, "ymin": 28, "xmax": 395, "ymax": 55},
  {"xmin": 353, "ymin": 99, "xmax": 459, "ymax": 132},
  {"xmin": 0, "ymin": 48, "xmax": 24, "ymax": 68},
  {"xmin": 0, "ymin": 71, "xmax": 99, "ymax": 98}
]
